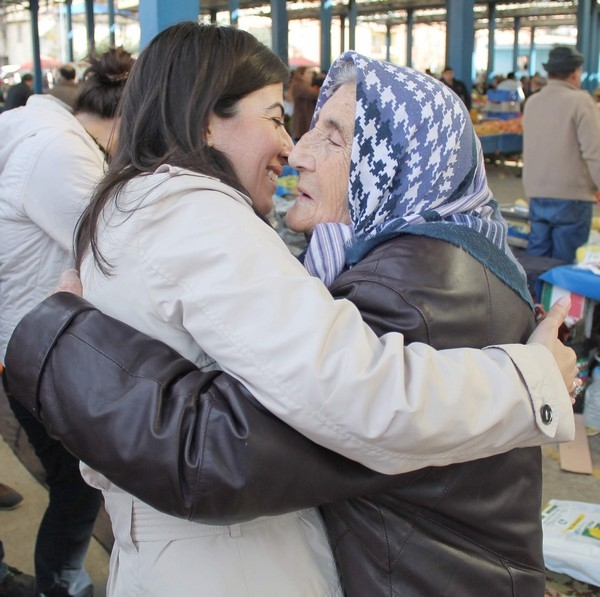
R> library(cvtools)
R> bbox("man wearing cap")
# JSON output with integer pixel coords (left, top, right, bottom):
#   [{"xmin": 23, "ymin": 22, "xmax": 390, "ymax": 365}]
[{"xmin": 523, "ymin": 46, "xmax": 600, "ymax": 263}]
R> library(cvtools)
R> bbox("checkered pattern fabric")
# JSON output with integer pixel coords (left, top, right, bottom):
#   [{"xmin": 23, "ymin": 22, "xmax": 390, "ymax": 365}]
[
  {"xmin": 313, "ymin": 52, "xmax": 511, "ymax": 264},
  {"xmin": 303, "ymin": 51, "xmax": 530, "ymax": 296}
]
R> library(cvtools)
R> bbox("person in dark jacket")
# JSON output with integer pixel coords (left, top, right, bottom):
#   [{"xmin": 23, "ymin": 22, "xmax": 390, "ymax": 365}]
[
  {"xmin": 289, "ymin": 65, "xmax": 319, "ymax": 141},
  {"xmin": 5, "ymin": 53, "xmax": 578, "ymax": 596},
  {"xmin": 440, "ymin": 65, "xmax": 471, "ymax": 110},
  {"xmin": 3, "ymin": 73, "xmax": 33, "ymax": 110}
]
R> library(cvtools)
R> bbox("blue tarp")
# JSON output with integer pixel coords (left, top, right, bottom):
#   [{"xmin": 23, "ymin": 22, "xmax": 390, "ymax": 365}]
[
  {"xmin": 539, "ymin": 265, "xmax": 600, "ymax": 302},
  {"xmin": 478, "ymin": 133, "xmax": 522, "ymax": 155}
]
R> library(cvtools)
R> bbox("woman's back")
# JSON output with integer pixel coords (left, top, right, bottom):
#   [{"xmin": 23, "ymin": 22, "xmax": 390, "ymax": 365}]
[{"xmin": 324, "ymin": 234, "xmax": 543, "ymax": 596}]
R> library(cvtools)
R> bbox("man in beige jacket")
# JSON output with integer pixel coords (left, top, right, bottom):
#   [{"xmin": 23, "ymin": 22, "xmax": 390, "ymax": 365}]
[{"xmin": 523, "ymin": 46, "xmax": 600, "ymax": 262}]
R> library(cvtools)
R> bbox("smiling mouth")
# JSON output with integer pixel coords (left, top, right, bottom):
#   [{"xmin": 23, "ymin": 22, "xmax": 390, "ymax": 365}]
[{"xmin": 266, "ymin": 169, "xmax": 279, "ymax": 183}]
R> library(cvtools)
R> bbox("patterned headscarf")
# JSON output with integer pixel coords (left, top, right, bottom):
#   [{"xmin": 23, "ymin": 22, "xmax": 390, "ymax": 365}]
[{"xmin": 303, "ymin": 51, "xmax": 530, "ymax": 305}]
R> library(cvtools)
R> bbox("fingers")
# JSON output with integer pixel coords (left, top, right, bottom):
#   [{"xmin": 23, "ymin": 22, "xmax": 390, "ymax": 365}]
[{"xmin": 542, "ymin": 296, "xmax": 571, "ymax": 330}]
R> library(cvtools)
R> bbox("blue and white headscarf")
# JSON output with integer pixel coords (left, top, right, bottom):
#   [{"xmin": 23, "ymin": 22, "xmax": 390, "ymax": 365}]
[{"xmin": 303, "ymin": 51, "xmax": 531, "ymax": 306}]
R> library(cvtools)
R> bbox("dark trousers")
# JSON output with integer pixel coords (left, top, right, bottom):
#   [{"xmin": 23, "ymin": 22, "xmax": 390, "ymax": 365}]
[
  {"xmin": 526, "ymin": 198, "xmax": 593, "ymax": 263},
  {"xmin": 3, "ymin": 373, "xmax": 101, "ymax": 597}
]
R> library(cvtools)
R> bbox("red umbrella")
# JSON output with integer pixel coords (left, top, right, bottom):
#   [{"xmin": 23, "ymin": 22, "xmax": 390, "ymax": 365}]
[
  {"xmin": 288, "ymin": 55, "xmax": 320, "ymax": 68},
  {"xmin": 19, "ymin": 55, "xmax": 62, "ymax": 72}
]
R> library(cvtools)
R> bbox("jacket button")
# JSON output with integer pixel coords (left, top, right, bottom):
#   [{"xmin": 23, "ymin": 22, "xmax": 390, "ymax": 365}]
[{"xmin": 540, "ymin": 404, "xmax": 553, "ymax": 424}]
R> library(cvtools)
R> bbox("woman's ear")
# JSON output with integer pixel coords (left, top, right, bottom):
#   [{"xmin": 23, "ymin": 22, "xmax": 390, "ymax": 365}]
[{"xmin": 205, "ymin": 114, "xmax": 216, "ymax": 147}]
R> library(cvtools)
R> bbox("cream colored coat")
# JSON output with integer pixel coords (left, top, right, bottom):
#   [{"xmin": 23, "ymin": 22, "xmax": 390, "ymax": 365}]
[
  {"xmin": 81, "ymin": 165, "xmax": 573, "ymax": 596},
  {"xmin": 0, "ymin": 95, "xmax": 104, "ymax": 361}
]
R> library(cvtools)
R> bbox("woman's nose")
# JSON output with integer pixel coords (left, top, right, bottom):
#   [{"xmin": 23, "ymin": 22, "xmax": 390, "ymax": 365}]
[{"xmin": 281, "ymin": 127, "xmax": 294, "ymax": 154}]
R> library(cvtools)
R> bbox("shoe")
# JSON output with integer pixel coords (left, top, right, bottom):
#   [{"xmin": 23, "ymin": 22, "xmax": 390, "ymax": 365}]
[
  {"xmin": 0, "ymin": 484, "xmax": 23, "ymax": 510},
  {"xmin": 0, "ymin": 566, "xmax": 36, "ymax": 597}
]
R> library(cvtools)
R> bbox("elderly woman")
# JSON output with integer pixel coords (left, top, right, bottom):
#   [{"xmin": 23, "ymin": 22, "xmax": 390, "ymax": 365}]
[
  {"xmin": 283, "ymin": 51, "xmax": 547, "ymax": 595},
  {"xmin": 7, "ymin": 50, "xmax": 572, "ymax": 595}
]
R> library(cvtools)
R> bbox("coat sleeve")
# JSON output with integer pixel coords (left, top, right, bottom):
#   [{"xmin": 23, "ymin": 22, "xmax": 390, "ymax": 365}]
[
  {"xmin": 133, "ymin": 191, "xmax": 573, "ymax": 474},
  {"xmin": 5, "ymin": 293, "xmax": 415, "ymax": 523}
]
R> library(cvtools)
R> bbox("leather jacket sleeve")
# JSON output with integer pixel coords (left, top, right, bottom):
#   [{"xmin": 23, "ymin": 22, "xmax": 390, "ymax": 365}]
[{"xmin": 5, "ymin": 293, "xmax": 410, "ymax": 524}]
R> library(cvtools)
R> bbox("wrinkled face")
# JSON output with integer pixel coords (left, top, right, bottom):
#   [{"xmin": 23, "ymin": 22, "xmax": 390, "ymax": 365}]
[
  {"xmin": 208, "ymin": 83, "xmax": 293, "ymax": 216},
  {"xmin": 285, "ymin": 84, "xmax": 355, "ymax": 235}
]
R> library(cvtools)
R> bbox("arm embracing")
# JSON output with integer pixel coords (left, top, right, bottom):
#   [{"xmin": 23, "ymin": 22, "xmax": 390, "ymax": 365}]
[
  {"xmin": 144, "ymin": 194, "xmax": 575, "ymax": 474},
  {"xmin": 5, "ymin": 293, "xmax": 404, "ymax": 523}
]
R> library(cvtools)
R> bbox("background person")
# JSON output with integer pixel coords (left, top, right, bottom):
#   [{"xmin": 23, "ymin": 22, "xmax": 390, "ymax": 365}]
[
  {"xmin": 440, "ymin": 65, "xmax": 471, "ymax": 110},
  {"xmin": 289, "ymin": 65, "xmax": 320, "ymax": 141},
  {"xmin": 48, "ymin": 64, "xmax": 79, "ymax": 109},
  {"xmin": 523, "ymin": 46, "xmax": 600, "ymax": 262},
  {"xmin": 0, "ymin": 482, "xmax": 35, "ymax": 596},
  {"xmin": 3, "ymin": 73, "xmax": 33, "ymax": 111},
  {"xmin": 496, "ymin": 71, "xmax": 526, "ymax": 103},
  {"xmin": 0, "ymin": 540, "xmax": 36, "ymax": 597},
  {"xmin": 0, "ymin": 48, "xmax": 133, "ymax": 597}
]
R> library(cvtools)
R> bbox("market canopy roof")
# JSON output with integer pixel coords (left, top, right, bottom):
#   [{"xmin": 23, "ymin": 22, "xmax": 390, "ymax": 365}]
[{"xmin": 0, "ymin": 0, "xmax": 582, "ymax": 29}]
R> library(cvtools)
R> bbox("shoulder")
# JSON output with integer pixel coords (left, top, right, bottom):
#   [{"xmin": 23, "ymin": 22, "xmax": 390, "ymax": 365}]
[
  {"xmin": 337, "ymin": 235, "xmax": 462, "ymax": 283},
  {"xmin": 121, "ymin": 169, "xmax": 264, "ymax": 260},
  {"xmin": 136, "ymin": 166, "xmax": 253, "ymax": 211}
]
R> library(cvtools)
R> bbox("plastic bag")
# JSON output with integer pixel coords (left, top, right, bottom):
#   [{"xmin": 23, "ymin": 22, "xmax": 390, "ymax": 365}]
[{"xmin": 542, "ymin": 499, "xmax": 600, "ymax": 587}]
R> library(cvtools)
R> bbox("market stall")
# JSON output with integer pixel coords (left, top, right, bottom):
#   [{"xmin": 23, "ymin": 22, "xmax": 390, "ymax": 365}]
[
  {"xmin": 473, "ymin": 89, "xmax": 523, "ymax": 157},
  {"xmin": 474, "ymin": 116, "xmax": 523, "ymax": 156}
]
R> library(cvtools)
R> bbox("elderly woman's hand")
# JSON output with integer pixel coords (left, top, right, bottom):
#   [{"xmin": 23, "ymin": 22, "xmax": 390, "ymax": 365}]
[
  {"xmin": 50, "ymin": 269, "xmax": 83, "ymax": 297},
  {"xmin": 528, "ymin": 296, "xmax": 580, "ymax": 403}
]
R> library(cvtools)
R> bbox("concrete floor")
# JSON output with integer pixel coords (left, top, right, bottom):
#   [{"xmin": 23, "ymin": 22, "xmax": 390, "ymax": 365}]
[
  {"xmin": 0, "ymin": 161, "xmax": 599, "ymax": 596},
  {"xmin": 0, "ymin": 435, "xmax": 110, "ymax": 596}
]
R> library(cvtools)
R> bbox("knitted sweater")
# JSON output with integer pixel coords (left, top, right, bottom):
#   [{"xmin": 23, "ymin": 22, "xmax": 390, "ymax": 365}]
[{"xmin": 523, "ymin": 79, "xmax": 600, "ymax": 201}]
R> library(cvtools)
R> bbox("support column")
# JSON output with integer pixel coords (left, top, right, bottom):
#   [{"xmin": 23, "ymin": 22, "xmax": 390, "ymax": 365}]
[
  {"xmin": 486, "ymin": 2, "xmax": 496, "ymax": 83},
  {"xmin": 65, "ymin": 0, "xmax": 74, "ymax": 62},
  {"xmin": 406, "ymin": 8, "xmax": 414, "ymax": 68},
  {"xmin": 589, "ymin": 3, "xmax": 600, "ymax": 91},
  {"xmin": 139, "ymin": 0, "xmax": 199, "ymax": 50},
  {"xmin": 340, "ymin": 14, "xmax": 345, "ymax": 54},
  {"xmin": 229, "ymin": 0, "xmax": 239, "ymax": 27},
  {"xmin": 528, "ymin": 26, "xmax": 536, "ymax": 76},
  {"xmin": 28, "ymin": 0, "xmax": 42, "ymax": 93},
  {"xmin": 445, "ymin": 0, "xmax": 474, "ymax": 93},
  {"xmin": 108, "ymin": 0, "xmax": 116, "ymax": 46},
  {"xmin": 577, "ymin": 0, "xmax": 594, "ymax": 92},
  {"xmin": 85, "ymin": 0, "xmax": 95, "ymax": 56},
  {"xmin": 271, "ymin": 0, "xmax": 288, "ymax": 65},
  {"xmin": 512, "ymin": 16, "xmax": 520, "ymax": 73},
  {"xmin": 385, "ymin": 21, "xmax": 392, "ymax": 62},
  {"xmin": 348, "ymin": 0, "xmax": 356, "ymax": 51},
  {"xmin": 320, "ymin": 0, "xmax": 332, "ymax": 71}
]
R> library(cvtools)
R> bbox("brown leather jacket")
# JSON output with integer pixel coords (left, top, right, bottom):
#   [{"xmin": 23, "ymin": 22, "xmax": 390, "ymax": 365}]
[{"xmin": 6, "ymin": 235, "xmax": 543, "ymax": 596}]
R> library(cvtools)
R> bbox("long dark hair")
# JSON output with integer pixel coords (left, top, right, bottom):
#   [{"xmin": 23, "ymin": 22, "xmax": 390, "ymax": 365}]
[{"xmin": 76, "ymin": 22, "xmax": 289, "ymax": 273}]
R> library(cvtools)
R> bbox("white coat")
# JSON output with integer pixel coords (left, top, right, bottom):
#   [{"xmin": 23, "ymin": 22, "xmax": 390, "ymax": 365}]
[{"xmin": 0, "ymin": 95, "xmax": 105, "ymax": 360}]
